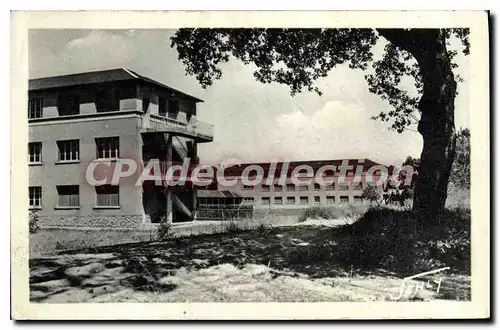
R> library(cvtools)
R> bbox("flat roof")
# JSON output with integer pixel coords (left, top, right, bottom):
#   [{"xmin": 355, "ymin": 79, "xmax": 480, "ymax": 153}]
[
  {"xmin": 29, "ymin": 68, "xmax": 203, "ymax": 103},
  {"xmin": 222, "ymin": 158, "xmax": 386, "ymax": 177}
]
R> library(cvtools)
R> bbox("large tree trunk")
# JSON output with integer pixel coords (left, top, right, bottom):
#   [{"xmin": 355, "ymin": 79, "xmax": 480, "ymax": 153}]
[
  {"xmin": 378, "ymin": 29, "xmax": 457, "ymax": 219},
  {"xmin": 411, "ymin": 30, "xmax": 457, "ymax": 218}
]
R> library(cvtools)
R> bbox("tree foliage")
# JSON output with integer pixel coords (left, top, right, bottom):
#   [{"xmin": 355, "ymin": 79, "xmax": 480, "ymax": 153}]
[
  {"xmin": 403, "ymin": 156, "xmax": 420, "ymax": 168},
  {"xmin": 361, "ymin": 185, "xmax": 382, "ymax": 206},
  {"xmin": 171, "ymin": 28, "xmax": 469, "ymax": 133},
  {"xmin": 171, "ymin": 28, "xmax": 470, "ymax": 216},
  {"xmin": 29, "ymin": 210, "xmax": 40, "ymax": 234}
]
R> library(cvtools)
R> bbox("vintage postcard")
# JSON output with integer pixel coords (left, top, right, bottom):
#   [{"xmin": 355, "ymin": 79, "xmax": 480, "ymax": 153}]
[{"xmin": 11, "ymin": 11, "xmax": 490, "ymax": 319}]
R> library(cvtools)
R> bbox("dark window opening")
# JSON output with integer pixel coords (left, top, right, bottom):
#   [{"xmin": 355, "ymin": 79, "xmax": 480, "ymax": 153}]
[
  {"xmin": 142, "ymin": 97, "xmax": 150, "ymax": 112},
  {"xmin": 96, "ymin": 185, "xmax": 119, "ymax": 207},
  {"xmin": 95, "ymin": 88, "xmax": 120, "ymax": 112},
  {"xmin": 29, "ymin": 142, "xmax": 42, "ymax": 163},
  {"xmin": 96, "ymin": 137, "xmax": 119, "ymax": 159},
  {"xmin": 29, "ymin": 186, "xmax": 42, "ymax": 208},
  {"xmin": 57, "ymin": 139, "xmax": 79, "ymax": 161},
  {"xmin": 57, "ymin": 185, "xmax": 79, "ymax": 207},
  {"xmin": 167, "ymin": 99, "xmax": 180, "ymax": 119},
  {"xmin": 57, "ymin": 94, "xmax": 80, "ymax": 116},
  {"xmin": 158, "ymin": 97, "xmax": 167, "ymax": 117}
]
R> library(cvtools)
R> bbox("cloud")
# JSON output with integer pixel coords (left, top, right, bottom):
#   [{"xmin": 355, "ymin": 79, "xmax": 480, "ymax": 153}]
[
  {"xmin": 270, "ymin": 100, "xmax": 423, "ymax": 165},
  {"xmin": 62, "ymin": 30, "xmax": 138, "ymax": 71}
]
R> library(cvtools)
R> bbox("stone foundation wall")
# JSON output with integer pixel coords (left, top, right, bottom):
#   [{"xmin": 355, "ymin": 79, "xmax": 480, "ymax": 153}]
[{"xmin": 38, "ymin": 215, "xmax": 144, "ymax": 229}]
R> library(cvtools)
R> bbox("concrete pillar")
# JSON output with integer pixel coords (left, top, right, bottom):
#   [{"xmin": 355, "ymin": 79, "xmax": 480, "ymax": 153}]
[
  {"xmin": 192, "ymin": 189, "xmax": 197, "ymax": 220},
  {"xmin": 166, "ymin": 134, "xmax": 173, "ymax": 223},
  {"xmin": 190, "ymin": 140, "xmax": 198, "ymax": 221}
]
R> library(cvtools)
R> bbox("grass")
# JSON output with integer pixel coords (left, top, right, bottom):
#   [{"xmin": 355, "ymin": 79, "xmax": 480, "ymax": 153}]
[
  {"xmin": 336, "ymin": 206, "xmax": 471, "ymax": 275},
  {"xmin": 445, "ymin": 184, "xmax": 470, "ymax": 209},
  {"xmin": 298, "ymin": 203, "xmax": 369, "ymax": 222},
  {"xmin": 30, "ymin": 213, "xmax": 301, "ymax": 258},
  {"xmin": 30, "ymin": 228, "xmax": 156, "ymax": 258}
]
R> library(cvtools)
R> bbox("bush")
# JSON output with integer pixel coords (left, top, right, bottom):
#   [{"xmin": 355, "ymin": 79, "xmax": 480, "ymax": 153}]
[
  {"xmin": 299, "ymin": 204, "xmax": 368, "ymax": 222},
  {"xmin": 361, "ymin": 186, "xmax": 382, "ymax": 206},
  {"xmin": 299, "ymin": 206, "xmax": 335, "ymax": 222},
  {"xmin": 157, "ymin": 216, "xmax": 173, "ymax": 241},
  {"xmin": 337, "ymin": 207, "xmax": 470, "ymax": 274},
  {"xmin": 29, "ymin": 210, "xmax": 40, "ymax": 234},
  {"xmin": 223, "ymin": 219, "xmax": 245, "ymax": 234},
  {"xmin": 451, "ymin": 128, "xmax": 470, "ymax": 188}
]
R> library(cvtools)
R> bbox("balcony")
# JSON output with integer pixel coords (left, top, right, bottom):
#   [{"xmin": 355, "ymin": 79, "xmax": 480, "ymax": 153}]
[{"xmin": 141, "ymin": 114, "xmax": 213, "ymax": 142}]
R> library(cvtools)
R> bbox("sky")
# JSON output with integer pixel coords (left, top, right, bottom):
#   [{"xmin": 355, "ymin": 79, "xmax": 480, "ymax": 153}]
[{"xmin": 29, "ymin": 29, "xmax": 470, "ymax": 166}]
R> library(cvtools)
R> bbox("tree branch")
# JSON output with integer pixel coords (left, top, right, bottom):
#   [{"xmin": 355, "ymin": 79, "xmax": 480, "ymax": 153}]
[
  {"xmin": 376, "ymin": 29, "xmax": 416, "ymax": 52},
  {"xmin": 376, "ymin": 28, "xmax": 439, "ymax": 56}
]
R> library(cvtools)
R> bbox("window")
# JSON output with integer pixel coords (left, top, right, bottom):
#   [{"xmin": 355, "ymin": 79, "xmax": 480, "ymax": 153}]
[
  {"xmin": 274, "ymin": 184, "xmax": 282, "ymax": 192},
  {"xmin": 158, "ymin": 97, "xmax": 167, "ymax": 117},
  {"xmin": 242, "ymin": 197, "xmax": 254, "ymax": 205},
  {"xmin": 286, "ymin": 196, "xmax": 295, "ymax": 204},
  {"xmin": 314, "ymin": 183, "xmax": 321, "ymax": 191},
  {"xmin": 354, "ymin": 196, "xmax": 362, "ymax": 203},
  {"xmin": 261, "ymin": 184, "xmax": 270, "ymax": 192},
  {"xmin": 326, "ymin": 196, "xmax": 335, "ymax": 204},
  {"xmin": 352, "ymin": 182, "xmax": 363, "ymax": 190},
  {"xmin": 57, "ymin": 140, "xmax": 79, "ymax": 162},
  {"xmin": 57, "ymin": 94, "xmax": 80, "ymax": 116},
  {"xmin": 261, "ymin": 197, "xmax": 270, "ymax": 205},
  {"xmin": 274, "ymin": 197, "xmax": 283, "ymax": 204},
  {"xmin": 314, "ymin": 196, "xmax": 321, "ymax": 204},
  {"xmin": 299, "ymin": 196, "xmax": 309, "ymax": 204},
  {"xmin": 339, "ymin": 196, "xmax": 349, "ymax": 203},
  {"xmin": 96, "ymin": 137, "xmax": 119, "ymax": 159},
  {"xmin": 96, "ymin": 185, "xmax": 119, "ymax": 207},
  {"xmin": 326, "ymin": 183, "xmax": 335, "ymax": 191},
  {"xmin": 28, "ymin": 98, "xmax": 43, "ymax": 119},
  {"xmin": 286, "ymin": 184, "xmax": 295, "ymax": 192},
  {"xmin": 242, "ymin": 184, "xmax": 253, "ymax": 190},
  {"xmin": 142, "ymin": 97, "xmax": 150, "ymax": 112},
  {"xmin": 168, "ymin": 99, "xmax": 180, "ymax": 119},
  {"xmin": 57, "ymin": 185, "xmax": 79, "ymax": 208},
  {"xmin": 95, "ymin": 89, "xmax": 119, "ymax": 112},
  {"xmin": 29, "ymin": 186, "xmax": 42, "ymax": 208},
  {"xmin": 339, "ymin": 182, "xmax": 349, "ymax": 190},
  {"xmin": 28, "ymin": 142, "xmax": 42, "ymax": 163},
  {"xmin": 298, "ymin": 185, "xmax": 308, "ymax": 191}
]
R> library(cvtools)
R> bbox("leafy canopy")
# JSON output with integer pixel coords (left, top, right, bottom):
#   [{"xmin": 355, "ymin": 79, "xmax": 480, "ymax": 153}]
[{"xmin": 171, "ymin": 28, "xmax": 469, "ymax": 133}]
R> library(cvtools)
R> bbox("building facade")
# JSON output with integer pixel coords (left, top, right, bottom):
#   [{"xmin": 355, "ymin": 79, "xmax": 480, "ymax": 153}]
[
  {"xmin": 28, "ymin": 68, "xmax": 213, "ymax": 228},
  {"xmin": 197, "ymin": 159, "xmax": 386, "ymax": 211}
]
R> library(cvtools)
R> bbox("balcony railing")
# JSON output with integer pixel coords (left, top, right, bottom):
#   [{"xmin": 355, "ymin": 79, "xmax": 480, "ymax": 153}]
[
  {"xmin": 188, "ymin": 116, "xmax": 214, "ymax": 140},
  {"xmin": 143, "ymin": 114, "xmax": 213, "ymax": 141}
]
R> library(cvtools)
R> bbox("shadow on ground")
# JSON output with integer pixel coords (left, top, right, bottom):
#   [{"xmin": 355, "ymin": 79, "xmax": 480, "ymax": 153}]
[{"xmin": 29, "ymin": 225, "xmax": 470, "ymax": 302}]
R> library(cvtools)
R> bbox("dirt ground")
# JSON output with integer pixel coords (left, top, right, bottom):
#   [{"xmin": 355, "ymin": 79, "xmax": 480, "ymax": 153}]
[{"xmin": 30, "ymin": 225, "xmax": 470, "ymax": 302}]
